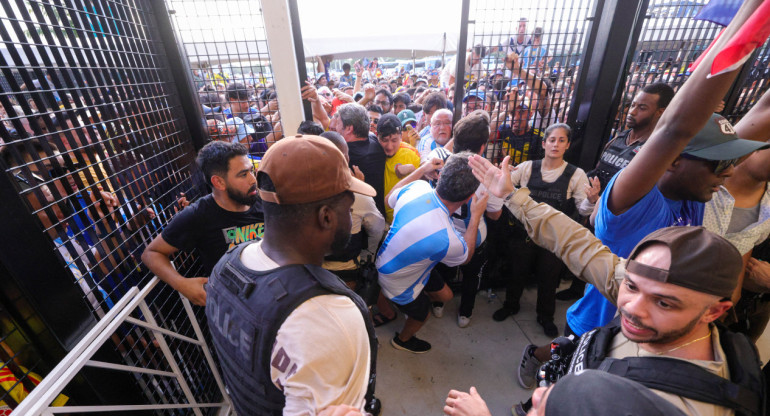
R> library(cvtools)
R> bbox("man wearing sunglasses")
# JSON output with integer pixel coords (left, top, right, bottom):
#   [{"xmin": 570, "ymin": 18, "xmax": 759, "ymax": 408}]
[
  {"xmin": 565, "ymin": 114, "xmax": 770, "ymax": 347},
  {"xmin": 515, "ymin": 18, "xmax": 770, "ymax": 400}
]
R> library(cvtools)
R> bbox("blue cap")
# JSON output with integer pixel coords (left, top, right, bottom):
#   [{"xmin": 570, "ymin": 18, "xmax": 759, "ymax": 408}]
[{"xmin": 463, "ymin": 89, "xmax": 486, "ymax": 103}]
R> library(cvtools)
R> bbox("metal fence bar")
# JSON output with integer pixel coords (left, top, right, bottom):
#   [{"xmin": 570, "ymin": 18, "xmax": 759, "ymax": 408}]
[
  {"xmin": 136, "ymin": 300, "xmax": 204, "ymax": 416},
  {"xmin": 45, "ymin": 403, "xmax": 224, "ymax": 413},
  {"xmin": 180, "ymin": 293, "xmax": 233, "ymax": 412},
  {"xmin": 10, "ymin": 285, "xmax": 144, "ymax": 415},
  {"xmin": 261, "ymin": 0, "xmax": 304, "ymax": 134},
  {"xmin": 462, "ymin": 0, "xmax": 598, "ymax": 166},
  {"xmin": 84, "ymin": 360, "xmax": 177, "ymax": 378},
  {"xmin": 10, "ymin": 277, "xmax": 230, "ymax": 415},
  {"xmin": 123, "ymin": 316, "xmax": 203, "ymax": 345}
]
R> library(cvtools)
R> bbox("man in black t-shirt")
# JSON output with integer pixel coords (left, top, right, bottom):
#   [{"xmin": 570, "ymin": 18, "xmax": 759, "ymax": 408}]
[
  {"xmin": 331, "ymin": 103, "xmax": 387, "ymax": 215},
  {"xmin": 141, "ymin": 142, "xmax": 264, "ymax": 305}
]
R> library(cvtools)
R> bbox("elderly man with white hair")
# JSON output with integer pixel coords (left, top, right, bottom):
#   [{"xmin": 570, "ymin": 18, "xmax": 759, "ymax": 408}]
[{"xmin": 417, "ymin": 108, "xmax": 454, "ymax": 163}]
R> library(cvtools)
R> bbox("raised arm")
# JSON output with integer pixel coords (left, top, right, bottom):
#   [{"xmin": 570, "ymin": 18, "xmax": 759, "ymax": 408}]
[
  {"xmin": 301, "ymin": 82, "xmax": 330, "ymax": 130},
  {"xmin": 504, "ymin": 52, "xmax": 545, "ymax": 95},
  {"xmin": 469, "ymin": 154, "xmax": 625, "ymax": 303},
  {"xmin": 384, "ymin": 158, "xmax": 443, "ymax": 208},
  {"xmin": 461, "ymin": 192, "xmax": 489, "ymax": 265},
  {"xmin": 606, "ymin": 1, "xmax": 762, "ymax": 214}
]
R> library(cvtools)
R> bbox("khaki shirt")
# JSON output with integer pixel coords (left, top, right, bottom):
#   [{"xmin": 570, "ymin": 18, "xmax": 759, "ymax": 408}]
[{"xmin": 504, "ymin": 188, "xmax": 734, "ymax": 416}]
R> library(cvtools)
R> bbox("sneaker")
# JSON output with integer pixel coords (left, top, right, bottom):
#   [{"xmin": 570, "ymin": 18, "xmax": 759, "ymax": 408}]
[
  {"xmin": 518, "ymin": 344, "xmax": 542, "ymax": 389},
  {"xmin": 492, "ymin": 303, "xmax": 520, "ymax": 321},
  {"xmin": 511, "ymin": 402, "xmax": 529, "ymax": 416},
  {"xmin": 537, "ymin": 316, "xmax": 558, "ymax": 338},
  {"xmin": 555, "ymin": 287, "xmax": 582, "ymax": 301},
  {"xmin": 457, "ymin": 314, "xmax": 471, "ymax": 328},
  {"xmin": 511, "ymin": 399, "xmax": 532, "ymax": 416},
  {"xmin": 431, "ymin": 302, "xmax": 444, "ymax": 318},
  {"xmin": 391, "ymin": 333, "xmax": 431, "ymax": 353}
]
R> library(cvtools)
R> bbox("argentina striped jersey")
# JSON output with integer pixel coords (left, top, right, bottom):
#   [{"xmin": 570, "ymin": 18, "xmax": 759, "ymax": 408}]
[{"xmin": 376, "ymin": 181, "xmax": 468, "ymax": 304}]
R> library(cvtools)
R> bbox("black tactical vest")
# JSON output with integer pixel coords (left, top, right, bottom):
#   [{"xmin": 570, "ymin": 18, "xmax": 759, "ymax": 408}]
[
  {"xmin": 527, "ymin": 159, "xmax": 577, "ymax": 217},
  {"xmin": 589, "ymin": 130, "xmax": 642, "ymax": 190},
  {"xmin": 568, "ymin": 316, "xmax": 765, "ymax": 416},
  {"xmin": 206, "ymin": 241, "xmax": 378, "ymax": 416}
]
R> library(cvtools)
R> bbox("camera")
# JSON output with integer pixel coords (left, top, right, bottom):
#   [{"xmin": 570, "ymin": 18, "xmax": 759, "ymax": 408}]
[{"xmin": 536, "ymin": 335, "xmax": 577, "ymax": 387}]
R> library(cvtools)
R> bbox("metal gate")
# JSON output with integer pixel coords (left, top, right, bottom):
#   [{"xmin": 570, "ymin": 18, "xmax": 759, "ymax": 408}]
[
  {"xmin": 613, "ymin": 0, "xmax": 770, "ymax": 132},
  {"xmin": 460, "ymin": 0, "xmax": 770, "ymax": 169},
  {"xmin": 0, "ymin": 0, "xmax": 221, "ymax": 411},
  {"xmin": 165, "ymin": 0, "xmax": 283, "ymax": 157},
  {"xmin": 460, "ymin": 0, "xmax": 598, "ymax": 164}
]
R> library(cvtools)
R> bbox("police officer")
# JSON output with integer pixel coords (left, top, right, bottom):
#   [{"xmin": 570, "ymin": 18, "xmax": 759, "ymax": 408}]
[
  {"xmin": 587, "ymin": 83, "xmax": 674, "ymax": 191},
  {"xmin": 206, "ymin": 136, "xmax": 380, "ymax": 415},
  {"xmin": 555, "ymin": 83, "xmax": 674, "ymax": 301},
  {"xmin": 491, "ymin": 123, "xmax": 595, "ymax": 339}
]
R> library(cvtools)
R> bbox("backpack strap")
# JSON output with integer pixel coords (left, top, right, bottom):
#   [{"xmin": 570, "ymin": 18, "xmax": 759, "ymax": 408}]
[{"xmin": 598, "ymin": 356, "xmax": 760, "ymax": 416}]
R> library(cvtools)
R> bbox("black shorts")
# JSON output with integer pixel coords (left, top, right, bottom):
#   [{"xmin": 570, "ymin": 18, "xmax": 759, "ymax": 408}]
[{"xmin": 393, "ymin": 268, "xmax": 447, "ymax": 322}]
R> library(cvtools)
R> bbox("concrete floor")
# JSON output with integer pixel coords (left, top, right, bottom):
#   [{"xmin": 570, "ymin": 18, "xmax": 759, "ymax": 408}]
[{"xmin": 373, "ymin": 282, "xmax": 770, "ymax": 415}]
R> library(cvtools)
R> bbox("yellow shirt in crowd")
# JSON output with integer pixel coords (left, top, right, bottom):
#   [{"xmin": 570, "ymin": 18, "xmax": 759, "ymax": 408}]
[{"xmin": 384, "ymin": 142, "xmax": 420, "ymax": 224}]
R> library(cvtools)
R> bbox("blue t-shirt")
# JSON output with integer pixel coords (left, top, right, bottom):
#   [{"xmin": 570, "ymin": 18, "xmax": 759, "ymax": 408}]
[{"xmin": 566, "ymin": 172, "xmax": 704, "ymax": 336}]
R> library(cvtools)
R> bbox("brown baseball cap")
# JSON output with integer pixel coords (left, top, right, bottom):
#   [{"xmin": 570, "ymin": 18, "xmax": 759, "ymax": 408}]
[
  {"xmin": 257, "ymin": 135, "xmax": 376, "ymax": 204},
  {"xmin": 626, "ymin": 226, "xmax": 741, "ymax": 299}
]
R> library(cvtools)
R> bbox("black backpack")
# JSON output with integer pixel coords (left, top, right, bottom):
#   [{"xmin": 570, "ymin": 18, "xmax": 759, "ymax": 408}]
[{"xmin": 568, "ymin": 316, "xmax": 766, "ymax": 416}]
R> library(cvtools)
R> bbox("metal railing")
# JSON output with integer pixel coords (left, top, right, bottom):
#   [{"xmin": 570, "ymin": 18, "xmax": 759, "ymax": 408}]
[{"xmin": 10, "ymin": 276, "xmax": 231, "ymax": 415}]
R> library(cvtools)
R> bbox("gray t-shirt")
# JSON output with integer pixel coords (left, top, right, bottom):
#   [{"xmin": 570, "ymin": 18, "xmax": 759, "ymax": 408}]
[{"xmin": 726, "ymin": 204, "xmax": 760, "ymax": 234}]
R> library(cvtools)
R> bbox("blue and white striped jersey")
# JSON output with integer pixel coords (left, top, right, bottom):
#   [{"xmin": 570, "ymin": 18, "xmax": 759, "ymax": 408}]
[
  {"xmin": 417, "ymin": 133, "xmax": 441, "ymax": 163},
  {"xmin": 376, "ymin": 181, "xmax": 468, "ymax": 305}
]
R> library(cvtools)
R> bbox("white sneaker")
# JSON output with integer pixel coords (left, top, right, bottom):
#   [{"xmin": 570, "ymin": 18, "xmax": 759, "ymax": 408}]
[
  {"xmin": 457, "ymin": 315, "xmax": 471, "ymax": 328},
  {"xmin": 432, "ymin": 304, "xmax": 444, "ymax": 318}
]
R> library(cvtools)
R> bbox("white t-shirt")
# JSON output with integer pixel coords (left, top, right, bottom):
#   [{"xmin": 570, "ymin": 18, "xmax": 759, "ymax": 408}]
[{"xmin": 240, "ymin": 241, "xmax": 371, "ymax": 415}]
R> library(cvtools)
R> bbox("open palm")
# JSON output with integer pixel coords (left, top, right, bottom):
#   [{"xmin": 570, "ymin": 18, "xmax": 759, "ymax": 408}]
[{"xmin": 468, "ymin": 155, "xmax": 515, "ymax": 198}]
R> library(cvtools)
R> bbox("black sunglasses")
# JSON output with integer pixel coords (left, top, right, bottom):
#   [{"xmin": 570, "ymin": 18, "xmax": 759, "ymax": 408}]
[{"xmin": 680, "ymin": 153, "xmax": 740, "ymax": 176}]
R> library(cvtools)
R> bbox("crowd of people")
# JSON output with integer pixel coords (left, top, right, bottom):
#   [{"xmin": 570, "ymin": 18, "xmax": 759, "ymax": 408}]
[
  {"xmin": 2, "ymin": 5, "xmax": 770, "ymax": 416},
  {"xmin": 149, "ymin": 5, "xmax": 770, "ymax": 415}
]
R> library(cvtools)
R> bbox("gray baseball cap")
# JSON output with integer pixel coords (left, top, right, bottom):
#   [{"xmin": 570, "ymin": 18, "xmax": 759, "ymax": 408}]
[{"xmin": 682, "ymin": 114, "xmax": 770, "ymax": 161}]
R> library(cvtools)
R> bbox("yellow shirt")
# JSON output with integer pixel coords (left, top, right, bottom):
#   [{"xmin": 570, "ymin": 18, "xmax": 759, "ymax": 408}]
[{"xmin": 384, "ymin": 143, "xmax": 420, "ymax": 223}]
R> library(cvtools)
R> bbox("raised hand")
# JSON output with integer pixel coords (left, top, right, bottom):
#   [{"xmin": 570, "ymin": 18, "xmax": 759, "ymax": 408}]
[
  {"xmin": 585, "ymin": 176, "xmax": 601, "ymax": 204},
  {"xmin": 468, "ymin": 155, "xmax": 514, "ymax": 198}
]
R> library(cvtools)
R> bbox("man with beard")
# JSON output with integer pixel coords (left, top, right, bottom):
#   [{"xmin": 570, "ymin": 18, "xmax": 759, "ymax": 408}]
[
  {"xmin": 206, "ymin": 136, "xmax": 379, "ymax": 415},
  {"xmin": 468, "ymin": 154, "xmax": 765, "ymax": 416},
  {"xmin": 587, "ymin": 83, "xmax": 675, "ymax": 191},
  {"xmin": 142, "ymin": 141, "xmax": 264, "ymax": 306},
  {"xmin": 555, "ymin": 82, "xmax": 674, "ymax": 301}
]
